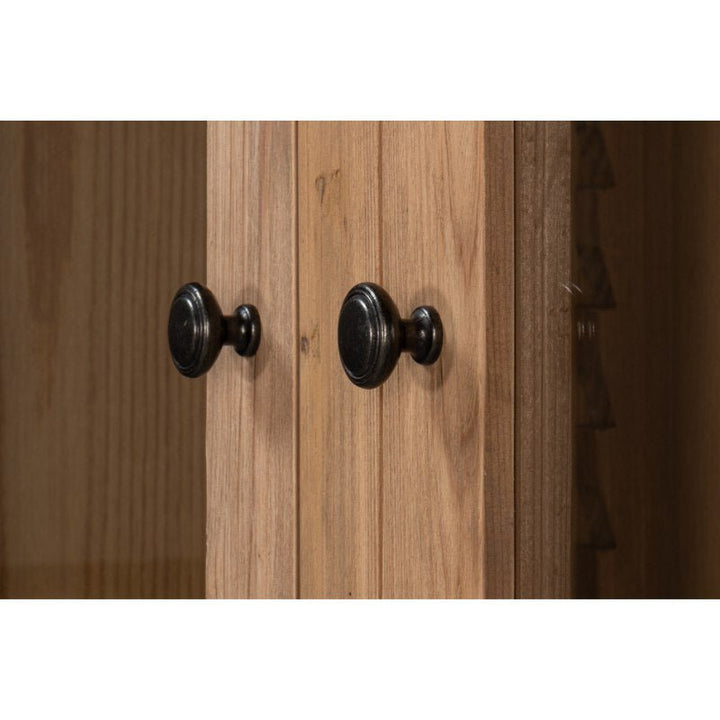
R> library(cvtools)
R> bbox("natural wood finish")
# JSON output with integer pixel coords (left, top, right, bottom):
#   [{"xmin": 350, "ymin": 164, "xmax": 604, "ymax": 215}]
[
  {"xmin": 515, "ymin": 122, "xmax": 573, "ymax": 598},
  {"xmin": 0, "ymin": 122, "xmax": 206, "ymax": 598},
  {"xmin": 381, "ymin": 122, "xmax": 515, "ymax": 597},
  {"xmin": 671, "ymin": 123, "xmax": 720, "ymax": 597},
  {"xmin": 298, "ymin": 122, "xmax": 381, "ymax": 598},
  {"xmin": 298, "ymin": 122, "xmax": 514, "ymax": 598},
  {"xmin": 205, "ymin": 122, "xmax": 297, "ymax": 598}
]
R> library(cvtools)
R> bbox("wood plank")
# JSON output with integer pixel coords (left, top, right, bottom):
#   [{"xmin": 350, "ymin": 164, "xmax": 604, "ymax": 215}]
[
  {"xmin": 515, "ymin": 122, "xmax": 573, "ymax": 598},
  {"xmin": 483, "ymin": 123, "xmax": 517, "ymax": 597},
  {"xmin": 298, "ymin": 122, "xmax": 381, "ymax": 598},
  {"xmin": 380, "ymin": 122, "xmax": 515, "ymax": 598},
  {"xmin": 205, "ymin": 122, "xmax": 297, "ymax": 598},
  {"xmin": 0, "ymin": 122, "xmax": 206, "ymax": 598}
]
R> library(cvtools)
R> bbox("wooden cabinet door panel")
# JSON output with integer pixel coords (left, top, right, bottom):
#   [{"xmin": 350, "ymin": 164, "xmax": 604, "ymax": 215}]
[
  {"xmin": 0, "ymin": 122, "xmax": 206, "ymax": 598},
  {"xmin": 297, "ymin": 122, "xmax": 515, "ymax": 598},
  {"xmin": 206, "ymin": 121, "xmax": 569, "ymax": 599},
  {"xmin": 206, "ymin": 122, "xmax": 297, "ymax": 598},
  {"xmin": 298, "ymin": 122, "xmax": 382, "ymax": 598},
  {"xmin": 380, "ymin": 122, "xmax": 515, "ymax": 597}
]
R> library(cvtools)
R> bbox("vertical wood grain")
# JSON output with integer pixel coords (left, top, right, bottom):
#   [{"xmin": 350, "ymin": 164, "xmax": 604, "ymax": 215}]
[
  {"xmin": 298, "ymin": 122, "xmax": 514, "ymax": 598},
  {"xmin": 515, "ymin": 122, "xmax": 573, "ymax": 598},
  {"xmin": 0, "ymin": 122, "xmax": 206, "ymax": 598},
  {"xmin": 205, "ymin": 122, "xmax": 297, "ymax": 598},
  {"xmin": 483, "ymin": 123, "xmax": 517, "ymax": 597},
  {"xmin": 381, "ymin": 122, "xmax": 515, "ymax": 598},
  {"xmin": 298, "ymin": 123, "xmax": 381, "ymax": 598}
]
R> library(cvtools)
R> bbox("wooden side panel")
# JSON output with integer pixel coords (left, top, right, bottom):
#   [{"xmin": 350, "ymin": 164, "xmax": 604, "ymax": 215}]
[
  {"xmin": 0, "ymin": 122, "xmax": 206, "ymax": 598},
  {"xmin": 381, "ymin": 122, "xmax": 515, "ymax": 598},
  {"xmin": 515, "ymin": 122, "xmax": 573, "ymax": 598},
  {"xmin": 571, "ymin": 122, "xmax": 720, "ymax": 599},
  {"xmin": 583, "ymin": 122, "xmax": 677, "ymax": 598},
  {"xmin": 673, "ymin": 122, "xmax": 720, "ymax": 598},
  {"xmin": 298, "ymin": 123, "xmax": 381, "ymax": 598},
  {"xmin": 205, "ymin": 122, "xmax": 297, "ymax": 598}
]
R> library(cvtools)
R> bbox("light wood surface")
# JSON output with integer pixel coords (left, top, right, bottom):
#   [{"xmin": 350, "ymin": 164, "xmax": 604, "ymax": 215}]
[
  {"xmin": 0, "ymin": 122, "xmax": 206, "ymax": 598},
  {"xmin": 298, "ymin": 122, "xmax": 514, "ymax": 597},
  {"xmin": 298, "ymin": 122, "xmax": 382, "ymax": 597},
  {"xmin": 515, "ymin": 122, "xmax": 573, "ymax": 598},
  {"xmin": 205, "ymin": 122, "xmax": 297, "ymax": 598},
  {"xmin": 381, "ymin": 122, "xmax": 515, "ymax": 597}
]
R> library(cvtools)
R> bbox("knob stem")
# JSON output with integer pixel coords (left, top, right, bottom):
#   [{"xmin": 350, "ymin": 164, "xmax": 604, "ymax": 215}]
[
  {"xmin": 405, "ymin": 306, "xmax": 443, "ymax": 365},
  {"xmin": 223, "ymin": 305, "xmax": 261, "ymax": 357}
]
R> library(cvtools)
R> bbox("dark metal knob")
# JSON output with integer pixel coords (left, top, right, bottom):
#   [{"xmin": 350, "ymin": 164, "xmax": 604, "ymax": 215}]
[
  {"xmin": 168, "ymin": 282, "xmax": 261, "ymax": 378},
  {"xmin": 338, "ymin": 282, "xmax": 443, "ymax": 389}
]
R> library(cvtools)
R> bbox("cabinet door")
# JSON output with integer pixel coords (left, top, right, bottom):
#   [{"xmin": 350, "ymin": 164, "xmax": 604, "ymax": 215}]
[
  {"xmin": 0, "ymin": 122, "xmax": 206, "ymax": 597},
  {"xmin": 205, "ymin": 122, "xmax": 298, "ymax": 598},
  {"xmin": 297, "ymin": 122, "xmax": 515, "ymax": 597},
  {"xmin": 206, "ymin": 121, "xmax": 573, "ymax": 599}
]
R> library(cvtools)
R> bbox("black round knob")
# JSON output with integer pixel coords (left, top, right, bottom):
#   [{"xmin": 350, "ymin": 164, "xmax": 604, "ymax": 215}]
[
  {"xmin": 338, "ymin": 282, "xmax": 443, "ymax": 389},
  {"xmin": 168, "ymin": 282, "xmax": 261, "ymax": 378}
]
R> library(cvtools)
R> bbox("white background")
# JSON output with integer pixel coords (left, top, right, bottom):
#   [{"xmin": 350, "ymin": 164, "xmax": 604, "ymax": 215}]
[
  {"xmin": 2, "ymin": 0, "xmax": 717, "ymax": 119},
  {"xmin": 2, "ymin": 2, "xmax": 719, "ymax": 717},
  {"xmin": 2, "ymin": 600, "xmax": 717, "ymax": 719}
]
